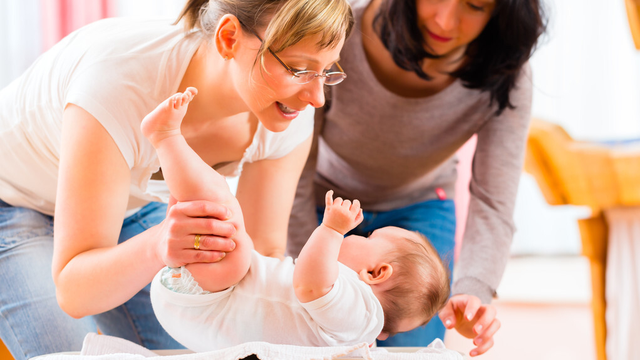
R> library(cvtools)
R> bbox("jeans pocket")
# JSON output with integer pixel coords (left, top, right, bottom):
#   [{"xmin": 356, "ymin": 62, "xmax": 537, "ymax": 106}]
[
  {"xmin": 0, "ymin": 204, "xmax": 54, "ymax": 249},
  {"xmin": 137, "ymin": 203, "xmax": 167, "ymax": 230}
]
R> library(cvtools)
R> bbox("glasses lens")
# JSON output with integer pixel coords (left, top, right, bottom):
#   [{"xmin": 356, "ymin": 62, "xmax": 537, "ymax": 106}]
[
  {"xmin": 291, "ymin": 71, "xmax": 315, "ymax": 84},
  {"xmin": 325, "ymin": 72, "xmax": 347, "ymax": 86}
]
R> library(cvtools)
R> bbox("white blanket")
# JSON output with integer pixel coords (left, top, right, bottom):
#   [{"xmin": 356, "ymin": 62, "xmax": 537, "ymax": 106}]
[{"xmin": 37, "ymin": 333, "xmax": 464, "ymax": 360}]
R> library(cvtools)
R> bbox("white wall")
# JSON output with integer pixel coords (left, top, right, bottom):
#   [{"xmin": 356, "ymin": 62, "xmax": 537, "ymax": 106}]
[
  {"xmin": 115, "ymin": 0, "xmax": 185, "ymax": 19},
  {"xmin": 530, "ymin": 0, "xmax": 640, "ymax": 141},
  {"xmin": 511, "ymin": 0, "xmax": 640, "ymax": 255}
]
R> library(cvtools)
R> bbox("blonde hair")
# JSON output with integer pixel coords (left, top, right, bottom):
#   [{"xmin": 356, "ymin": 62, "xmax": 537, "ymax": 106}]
[
  {"xmin": 379, "ymin": 232, "xmax": 450, "ymax": 336},
  {"xmin": 176, "ymin": 0, "xmax": 354, "ymax": 70}
]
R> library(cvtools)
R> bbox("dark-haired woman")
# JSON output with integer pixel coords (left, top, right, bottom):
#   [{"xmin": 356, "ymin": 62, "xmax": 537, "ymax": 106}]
[{"xmin": 288, "ymin": 0, "xmax": 546, "ymax": 356}]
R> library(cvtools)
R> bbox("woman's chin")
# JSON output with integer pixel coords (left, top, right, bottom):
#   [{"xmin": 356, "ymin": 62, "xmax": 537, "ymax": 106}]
[{"xmin": 259, "ymin": 116, "xmax": 294, "ymax": 133}]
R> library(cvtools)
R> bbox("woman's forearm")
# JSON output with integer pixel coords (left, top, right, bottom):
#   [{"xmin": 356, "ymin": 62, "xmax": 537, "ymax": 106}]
[{"xmin": 54, "ymin": 224, "xmax": 164, "ymax": 318}]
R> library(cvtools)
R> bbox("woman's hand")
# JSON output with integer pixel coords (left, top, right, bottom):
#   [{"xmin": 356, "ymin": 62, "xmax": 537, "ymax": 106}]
[
  {"xmin": 156, "ymin": 196, "xmax": 238, "ymax": 268},
  {"xmin": 438, "ymin": 294, "xmax": 501, "ymax": 357}
]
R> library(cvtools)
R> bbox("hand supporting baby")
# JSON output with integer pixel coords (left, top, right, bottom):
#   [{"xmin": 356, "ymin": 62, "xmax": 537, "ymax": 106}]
[{"xmin": 321, "ymin": 190, "xmax": 364, "ymax": 235}]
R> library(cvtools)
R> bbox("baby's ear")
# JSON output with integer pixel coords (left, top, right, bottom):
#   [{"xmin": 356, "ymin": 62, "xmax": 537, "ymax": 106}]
[{"xmin": 358, "ymin": 264, "xmax": 393, "ymax": 285}]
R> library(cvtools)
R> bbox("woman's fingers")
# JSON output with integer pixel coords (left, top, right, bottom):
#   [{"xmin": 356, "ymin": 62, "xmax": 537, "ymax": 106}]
[
  {"xmin": 165, "ymin": 234, "xmax": 235, "ymax": 266},
  {"xmin": 461, "ymin": 295, "xmax": 482, "ymax": 322},
  {"xmin": 168, "ymin": 203, "xmax": 237, "ymax": 239},
  {"xmin": 439, "ymin": 297, "xmax": 457, "ymax": 329},
  {"xmin": 159, "ymin": 199, "xmax": 241, "ymax": 268},
  {"xmin": 470, "ymin": 336, "xmax": 495, "ymax": 357},
  {"xmin": 472, "ymin": 305, "xmax": 497, "ymax": 335},
  {"xmin": 172, "ymin": 200, "xmax": 232, "ymax": 220},
  {"xmin": 191, "ymin": 249, "xmax": 227, "ymax": 263},
  {"xmin": 191, "ymin": 234, "xmax": 236, "ymax": 252},
  {"xmin": 191, "ymin": 217, "xmax": 237, "ymax": 239},
  {"xmin": 439, "ymin": 295, "xmax": 501, "ymax": 357},
  {"xmin": 470, "ymin": 317, "xmax": 500, "ymax": 356}
]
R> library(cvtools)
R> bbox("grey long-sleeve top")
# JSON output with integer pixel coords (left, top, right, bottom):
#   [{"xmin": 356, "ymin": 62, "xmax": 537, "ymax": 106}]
[{"xmin": 287, "ymin": 0, "xmax": 533, "ymax": 304}]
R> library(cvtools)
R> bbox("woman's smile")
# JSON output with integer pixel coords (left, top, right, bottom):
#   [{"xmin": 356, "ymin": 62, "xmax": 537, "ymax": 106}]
[
  {"xmin": 276, "ymin": 101, "xmax": 302, "ymax": 119},
  {"xmin": 426, "ymin": 29, "xmax": 453, "ymax": 43}
]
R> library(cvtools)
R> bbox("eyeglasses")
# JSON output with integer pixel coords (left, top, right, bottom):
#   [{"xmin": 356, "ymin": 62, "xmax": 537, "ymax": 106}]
[{"xmin": 250, "ymin": 31, "xmax": 347, "ymax": 86}]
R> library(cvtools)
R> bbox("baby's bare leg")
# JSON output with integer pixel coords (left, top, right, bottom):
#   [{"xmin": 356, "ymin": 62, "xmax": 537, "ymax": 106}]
[
  {"xmin": 142, "ymin": 89, "xmax": 252, "ymax": 292},
  {"xmin": 141, "ymin": 87, "xmax": 229, "ymax": 203}
]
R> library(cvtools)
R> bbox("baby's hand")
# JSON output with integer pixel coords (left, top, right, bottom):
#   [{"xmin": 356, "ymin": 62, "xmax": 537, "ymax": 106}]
[{"xmin": 322, "ymin": 190, "xmax": 364, "ymax": 235}]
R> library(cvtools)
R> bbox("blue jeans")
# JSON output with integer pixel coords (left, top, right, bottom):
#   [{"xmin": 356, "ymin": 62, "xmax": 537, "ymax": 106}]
[
  {"xmin": 317, "ymin": 199, "xmax": 456, "ymax": 346},
  {"xmin": 0, "ymin": 200, "xmax": 182, "ymax": 360}
]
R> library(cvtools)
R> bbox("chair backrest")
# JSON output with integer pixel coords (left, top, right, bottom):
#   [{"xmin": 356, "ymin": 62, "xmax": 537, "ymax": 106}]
[{"xmin": 524, "ymin": 119, "xmax": 620, "ymax": 215}]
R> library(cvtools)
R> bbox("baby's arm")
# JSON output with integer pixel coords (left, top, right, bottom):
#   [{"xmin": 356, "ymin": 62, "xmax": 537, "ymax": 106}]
[
  {"xmin": 141, "ymin": 88, "xmax": 252, "ymax": 293},
  {"xmin": 293, "ymin": 190, "xmax": 363, "ymax": 303}
]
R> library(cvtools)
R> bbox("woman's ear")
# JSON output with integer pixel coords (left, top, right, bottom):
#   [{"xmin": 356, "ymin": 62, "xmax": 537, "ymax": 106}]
[
  {"xmin": 214, "ymin": 14, "xmax": 242, "ymax": 60},
  {"xmin": 358, "ymin": 263, "xmax": 393, "ymax": 285}
]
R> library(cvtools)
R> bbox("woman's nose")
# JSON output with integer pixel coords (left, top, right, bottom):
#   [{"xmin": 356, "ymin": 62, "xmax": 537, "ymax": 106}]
[
  {"xmin": 435, "ymin": 0, "xmax": 460, "ymax": 32},
  {"xmin": 299, "ymin": 78, "xmax": 326, "ymax": 108}
]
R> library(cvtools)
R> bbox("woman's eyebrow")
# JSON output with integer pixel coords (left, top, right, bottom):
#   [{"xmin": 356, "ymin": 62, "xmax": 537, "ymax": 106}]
[{"xmin": 285, "ymin": 54, "xmax": 342, "ymax": 65}]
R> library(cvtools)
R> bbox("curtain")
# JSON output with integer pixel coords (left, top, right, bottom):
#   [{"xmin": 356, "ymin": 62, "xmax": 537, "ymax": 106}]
[
  {"xmin": 41, "ymin": 0, "xmax": 116, "ymax": 52},
  {"xmin": 605, "ymin": 207, "xmax": 640, "ymax": 360},
  {"xmin": 0, "ymin": 0, "xmax": 42, "ymax": 88}
]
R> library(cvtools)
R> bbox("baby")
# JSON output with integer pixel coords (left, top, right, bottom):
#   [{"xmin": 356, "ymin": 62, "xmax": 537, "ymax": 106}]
[{"xmin": 145, "ymin": 88, "xmax": 450, "ymax": 351}]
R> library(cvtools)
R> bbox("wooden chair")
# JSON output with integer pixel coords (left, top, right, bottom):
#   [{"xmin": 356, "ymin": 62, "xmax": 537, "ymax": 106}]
[
  {"xmin": 626, "ymin": 0, "xmax": 640, "ymax": 50},
  {"xmin": 524, "ymin": 118, "xmax": 640, "ymax": 360}
]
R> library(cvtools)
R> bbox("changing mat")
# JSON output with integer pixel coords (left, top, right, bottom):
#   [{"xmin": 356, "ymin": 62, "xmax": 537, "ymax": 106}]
[{"xmin": 37, "ymin": 333, "xmax": 463, "ymax": 360}]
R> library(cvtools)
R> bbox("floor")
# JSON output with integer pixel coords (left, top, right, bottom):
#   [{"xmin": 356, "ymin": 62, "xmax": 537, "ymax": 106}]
[
  {"xmin": 444, "ymin": 255, "xmax": 596, "ymax": 360},
  {"xmin": 0, "ymin": 255, "xmax": 597, "ymax": 360}
]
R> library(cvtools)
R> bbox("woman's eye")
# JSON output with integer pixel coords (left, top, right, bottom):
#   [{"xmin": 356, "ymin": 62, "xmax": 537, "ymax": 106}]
[{"xmin": 467, "ymin": 2, "xmax": 485, "ymax": 11}]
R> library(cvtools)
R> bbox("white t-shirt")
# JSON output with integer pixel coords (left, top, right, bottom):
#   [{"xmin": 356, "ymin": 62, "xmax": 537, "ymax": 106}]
[
  {"xmin": 0, "ymin": 17, "xmax": 314, "ymax": 215},
  {"xmin": 150, "ymin": 251, "xmax": 384, "ymax": 351}
]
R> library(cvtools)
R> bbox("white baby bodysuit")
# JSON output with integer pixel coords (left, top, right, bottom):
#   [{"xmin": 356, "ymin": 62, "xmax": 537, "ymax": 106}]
[{"xmin": 150, "ymin": 250, "xmax": 384, "ymax": 351}]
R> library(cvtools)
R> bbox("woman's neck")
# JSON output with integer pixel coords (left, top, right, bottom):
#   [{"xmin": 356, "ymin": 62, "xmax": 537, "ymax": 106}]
[
  {"xmin": 178, "ymin": 42, "xmax": 250, "ymax": 127},
  {"xmin": 361, "ymin": 0, "xmax": 463, "ymax": 97}
]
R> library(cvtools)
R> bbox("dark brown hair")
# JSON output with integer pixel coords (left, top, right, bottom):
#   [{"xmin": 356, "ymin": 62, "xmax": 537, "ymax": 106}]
[{"xmin": 374, "ymin": 0, "xmax": 546, "ymax": 115}]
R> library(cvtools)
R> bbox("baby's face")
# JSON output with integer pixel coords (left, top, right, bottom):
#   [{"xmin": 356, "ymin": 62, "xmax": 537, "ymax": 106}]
[{"xmin": 338, "ymin": 226, "xmax": 413, "ymax": 273}]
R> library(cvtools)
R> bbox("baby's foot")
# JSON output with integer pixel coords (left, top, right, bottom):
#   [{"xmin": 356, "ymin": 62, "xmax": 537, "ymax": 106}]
[{"xmin": 141, "ymin": 87, "xmax": 198, "ymax": 147}]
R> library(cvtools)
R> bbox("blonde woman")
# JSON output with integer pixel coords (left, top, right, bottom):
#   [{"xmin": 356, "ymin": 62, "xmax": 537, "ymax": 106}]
[{"xmin": 0, "ymin": 0, "xmax": 353, "ymax": 358}]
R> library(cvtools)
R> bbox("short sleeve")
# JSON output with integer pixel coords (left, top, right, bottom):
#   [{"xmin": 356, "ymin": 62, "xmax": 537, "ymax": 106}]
[{"xmin": 300, "ymin": 264, "xmax": 384, "ymax": 345}]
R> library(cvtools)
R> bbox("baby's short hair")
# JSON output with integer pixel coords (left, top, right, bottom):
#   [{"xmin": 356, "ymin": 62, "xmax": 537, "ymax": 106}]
[{"xmin": 379, "ymin": 231, "xmax": 450, "ymax": 337}]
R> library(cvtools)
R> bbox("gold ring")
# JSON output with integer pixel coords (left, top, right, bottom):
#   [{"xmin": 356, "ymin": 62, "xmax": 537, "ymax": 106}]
[{"xmin": 194, "ymin": 234, "xmax": 201, "ymax": 250}]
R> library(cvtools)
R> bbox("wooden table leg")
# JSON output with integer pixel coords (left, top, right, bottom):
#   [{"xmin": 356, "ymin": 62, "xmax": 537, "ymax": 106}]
[{"xmin": 578, "ymin": 215, "xmax": 608, "ymax": 360}]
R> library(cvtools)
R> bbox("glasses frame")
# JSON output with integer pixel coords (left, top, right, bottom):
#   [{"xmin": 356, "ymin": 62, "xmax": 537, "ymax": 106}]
[{"xmin": 248, "ymin": 29, "xmax": 347, "ymax": 86}]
